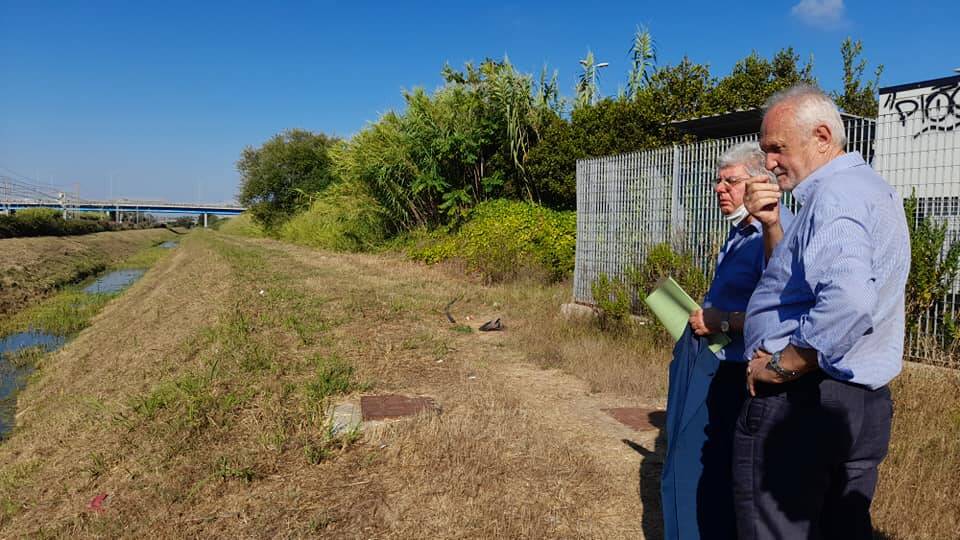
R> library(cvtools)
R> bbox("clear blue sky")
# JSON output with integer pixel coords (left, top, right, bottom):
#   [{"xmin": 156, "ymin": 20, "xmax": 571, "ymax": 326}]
[{"xmin": 0, "ymin": 1, "xmax": 954, "ymax": 203}]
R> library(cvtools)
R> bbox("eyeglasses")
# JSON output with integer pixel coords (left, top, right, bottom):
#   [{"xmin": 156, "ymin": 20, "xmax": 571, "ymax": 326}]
[{"xmin": 713, "ymin": 176, "xmax": 748, "ymax": 187}]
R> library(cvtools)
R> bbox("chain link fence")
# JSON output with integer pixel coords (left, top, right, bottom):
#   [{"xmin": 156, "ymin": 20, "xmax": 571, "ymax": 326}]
[{"xmin": 574, "ymin": 92, "xmax": 960, "ymax": 367}]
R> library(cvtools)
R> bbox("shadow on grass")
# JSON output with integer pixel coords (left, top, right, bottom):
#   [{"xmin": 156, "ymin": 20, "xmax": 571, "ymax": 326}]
[{"xmin": 622, "ymin": 409, "xmax": 667, "ymax": 540}]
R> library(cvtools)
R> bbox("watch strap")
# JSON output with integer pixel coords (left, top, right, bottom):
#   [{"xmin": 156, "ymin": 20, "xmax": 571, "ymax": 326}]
[{"xmin": 767, "ymin": 350, "xmax": 801, "ymax": 379}]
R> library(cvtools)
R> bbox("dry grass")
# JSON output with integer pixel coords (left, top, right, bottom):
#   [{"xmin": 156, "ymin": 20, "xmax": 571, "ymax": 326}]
[
  {"xmin": 0, "ymin": 233, "xmax": 650, "ymax": 538},
  {"xmin": 0, "ymin": 228, "xmax": 177, "ymax": 316},
  {"xmin": 873, "ymin": 364, "xmax": 960, "ymax": 539},
  {"xmin": 0, "ymin": 232, "xmax": 955, "ymax": 539}
]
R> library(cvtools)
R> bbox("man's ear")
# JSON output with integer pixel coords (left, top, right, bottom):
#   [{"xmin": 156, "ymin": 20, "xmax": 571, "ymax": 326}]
[{"xmin": 813, "ymin": 124, "xmax": 833, "ymax": 152}]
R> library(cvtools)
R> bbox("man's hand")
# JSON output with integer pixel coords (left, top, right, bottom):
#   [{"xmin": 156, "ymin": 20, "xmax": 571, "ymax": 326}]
[
  {"xmin": 746, "ymin": 349, "xmax": 782, "ymax": 396},
  {"xmin": 744, "ymin": 175, "xmax": 781, "ymax": 228},
  {"xmin": 689, "ymin": 308, "xmax": 724, "ymax": 336},
  {"xmin": 746, "ymin": 346, "xmax": 819, "ymax": 396}
]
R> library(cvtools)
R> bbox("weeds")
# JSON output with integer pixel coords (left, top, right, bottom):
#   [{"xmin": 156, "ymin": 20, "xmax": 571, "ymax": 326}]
[
  {"xmin": 305, "ymin": 355, "xmax": 356, "ymax": 403},
  {"xmin": 590, "ymin": 273, "xmax": 632, "ymax": 332},
  {"xmin": 213, "ymin": 456, "xmax": 258, "ymax": 483}
]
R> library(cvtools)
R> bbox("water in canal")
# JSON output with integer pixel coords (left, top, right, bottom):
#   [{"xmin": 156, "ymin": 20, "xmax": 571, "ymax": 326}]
[
  {"xmin": 1, "ymin": 267, "xmax": 148, "ymax": 437},
  {"xmin": 82, "ymin": 269, "xmax": 146, "ymax": 294},
  {"xmin": 0, "ymin": 332, "xmax": 65, "ymax": 437}
]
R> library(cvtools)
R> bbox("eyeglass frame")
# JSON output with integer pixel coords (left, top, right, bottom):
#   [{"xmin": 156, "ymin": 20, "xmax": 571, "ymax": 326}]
[{"xmin": 713, "ymin": 176, "xmax": 750, "ymax": 188}]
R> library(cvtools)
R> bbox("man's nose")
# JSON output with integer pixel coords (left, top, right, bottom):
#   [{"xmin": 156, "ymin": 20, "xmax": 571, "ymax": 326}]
[{"xmin": 765, "ymin": 153, "xmax": 778, "ymax": 171}]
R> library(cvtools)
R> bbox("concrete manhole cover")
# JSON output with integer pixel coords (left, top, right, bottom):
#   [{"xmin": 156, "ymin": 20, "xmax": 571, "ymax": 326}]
[
  {"xmin": 360, "ymin": 395, "xmax": 439, "ymax": 421},
  {"xmin": 602, "ymin": 407, "xmax": 666, "ymax": 432}
]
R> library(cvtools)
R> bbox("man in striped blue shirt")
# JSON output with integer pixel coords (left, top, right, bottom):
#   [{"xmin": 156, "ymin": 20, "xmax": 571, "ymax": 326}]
[{"xmin": 735, "ymin": 84, "xmax": 910, "ymax": 539}]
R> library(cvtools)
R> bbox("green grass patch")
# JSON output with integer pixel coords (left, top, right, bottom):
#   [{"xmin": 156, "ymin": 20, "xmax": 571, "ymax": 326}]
[
  {"xmin": 114, "ymin": 244, "xmax": 170, "ymax": 269},
  {"xmin": 217, "ymin": 213, "xmax": 265, "ymax": 238},
  {"xmin": 0, "ymin": 347, "xmax": 47, "ymax": 370},
  {"xmin": 305, "ymin": 355, "xmax": 357, "ymax": 403},
  {"xmin": 213, "ymin": 456, "xmax": 258, "ymax": 483},
  {"xmin": 0, "ymin": 287, "xmax": 112, "ymax": 337},
  {"xmin": 131, "ymin": 373, "xmax": 251, "ymax": 431}
]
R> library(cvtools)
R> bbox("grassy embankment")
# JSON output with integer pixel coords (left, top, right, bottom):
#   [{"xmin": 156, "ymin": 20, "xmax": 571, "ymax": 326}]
[
  {"xmin": 0, "ymin": 229, "xmax": 954, "ymax": 538},
  {"xmin": 0, "ymin": 228, "xmax": 178, "ymax": 318},
  {"xmin": 0, "ymin": 232, "xmax": 654, "ymax": 537}
]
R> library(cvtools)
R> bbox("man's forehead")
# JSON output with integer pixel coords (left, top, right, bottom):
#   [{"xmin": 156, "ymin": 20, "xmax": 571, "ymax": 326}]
[{"xmin": 718, "ymin": 164, "xmax": 747, "ymax": 176}]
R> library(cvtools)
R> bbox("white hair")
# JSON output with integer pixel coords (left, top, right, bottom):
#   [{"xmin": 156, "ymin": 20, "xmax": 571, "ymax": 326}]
[
  {"xmin": 764, "ymin": 84, "xmax": 847, "ymax": 147},
  {"xmin": 717, "ymin": 141, "xmax": 774, "ymax": 180}
]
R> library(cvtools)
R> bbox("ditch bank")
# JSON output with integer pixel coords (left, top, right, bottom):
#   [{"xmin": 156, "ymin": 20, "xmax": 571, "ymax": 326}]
[
  {"xmin": 0, "ymin": 228, "xmax": 179, "ymax": 317},
  {"xmin": 0, "ymin": 241, "xmax": 181, "ymax": 438}
]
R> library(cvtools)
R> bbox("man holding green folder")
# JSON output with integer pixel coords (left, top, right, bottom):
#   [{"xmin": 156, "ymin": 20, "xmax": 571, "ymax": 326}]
[{"xmin": 658, "ymin": 142, "xmax": 792, "ymax": 540}]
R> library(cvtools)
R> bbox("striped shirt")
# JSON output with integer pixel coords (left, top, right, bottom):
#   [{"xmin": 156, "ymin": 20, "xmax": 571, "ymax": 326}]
[{"xmin": 744, "ymin": 152, "xmax": 911, "ymax": 389}]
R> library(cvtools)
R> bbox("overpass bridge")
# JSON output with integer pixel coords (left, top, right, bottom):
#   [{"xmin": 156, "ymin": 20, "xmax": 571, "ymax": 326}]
[
  {"xmin": 0, "ymin": 174, "xmax": 245, "ymax": 226},
  {"xmin": 2, "ymin": 200, "xmax": 246, "ymax": 216}
]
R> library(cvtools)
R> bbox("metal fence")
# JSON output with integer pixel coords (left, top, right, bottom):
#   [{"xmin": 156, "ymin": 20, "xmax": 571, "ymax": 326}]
[
  {"xmin": 574, "ymin": 97, "xmax": 960, "ymax": 367},
  {"xmin": 874, "ymin": 80, "xmax": 960, "ymax": 366}
]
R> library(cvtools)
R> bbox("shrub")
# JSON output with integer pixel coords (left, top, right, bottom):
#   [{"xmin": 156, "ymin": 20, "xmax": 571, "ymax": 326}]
[
  {"xmin": 410, "ymin": 199, "xmax": 575, "ymax": 282},
  {"xmin": 278, "ymin": 181, "xmax": 389, "ymax": 252},
  {"xmin": 904, "ymin": 193, "xmax": 960, "ymax": 324},
  {"xmin": 0, "ymin": 208, "xmax": 111, "ymax": 239},
  {"xmin": 217, "ymin": 214, "xmax": 265, "ymax": 237},
  {"xmin": 627, "ymin": 242, "xmax": 708, "ymax": 304},
  {"xmin": 591, "ymin": 273, "xmax": 632, "ymax": 332}
]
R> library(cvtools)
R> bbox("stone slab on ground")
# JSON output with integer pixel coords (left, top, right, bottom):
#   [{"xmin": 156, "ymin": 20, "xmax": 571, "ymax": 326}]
[
  {"xmin": 360, "ymin": 394, "xmax": 439, "ymax": 421},
  {"xmin": 602, "ymin": 407, "xmax": 666, "ymax": 432},
  {"xmin": 329, "ymin": 402, "xmax": 362, "ymax": 435}
]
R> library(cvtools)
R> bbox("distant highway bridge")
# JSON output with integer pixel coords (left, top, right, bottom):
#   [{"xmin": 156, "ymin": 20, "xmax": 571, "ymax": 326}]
[
  {"xmin": 0, "ymin": 174, "xmax": 245, "ymax": 226},
  {"xmin": 2, "ymin": 199, "xmax": 246, "ymax": 216}
]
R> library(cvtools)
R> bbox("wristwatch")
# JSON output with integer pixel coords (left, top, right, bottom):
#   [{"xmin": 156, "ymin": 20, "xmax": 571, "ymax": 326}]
[
  {"xmin": 720, "ymin": 312, "xmax": 730, "ymax": 333},
  {"xmin": 766, "ymin": 349, "xmax": 801, "ymax": 380}
]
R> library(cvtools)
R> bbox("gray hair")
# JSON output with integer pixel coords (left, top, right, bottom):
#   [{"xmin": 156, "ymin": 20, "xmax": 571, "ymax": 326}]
[
  {"xmin": 717, "ymin": 141, "xmax": 774, "ymax": 180},
  {"xmin": 764, "ymin": 83, "xmax": 847, "ymax": 147}
]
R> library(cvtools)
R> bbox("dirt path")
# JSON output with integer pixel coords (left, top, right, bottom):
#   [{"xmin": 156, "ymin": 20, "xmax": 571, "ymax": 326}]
[{"xmin": 274, "ymin": 236, "xmax": 667, "ymax": 537}]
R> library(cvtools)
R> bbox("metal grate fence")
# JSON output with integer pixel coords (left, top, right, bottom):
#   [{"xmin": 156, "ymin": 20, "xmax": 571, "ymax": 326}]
[
  {"xmin": 574, "ymin": 104, "xmax": 960, "ymax": 368},
  {"xmin": 874, "ymin": 80, "xmax": 960, "ymax": 366}
]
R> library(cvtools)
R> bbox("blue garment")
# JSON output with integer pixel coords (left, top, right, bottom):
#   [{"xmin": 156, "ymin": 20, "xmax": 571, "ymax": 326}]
[
  {"xmin": 703, "ymin": 207, "xmax": 793, "ymax": 362},
  {"xmin": 660, "ymin": 207, "xmax": 791, "ymax": 540},
  {"xmin": 662, "ymin": 328, "xmax": 721, "ymax": 540},
  {"xmin": 744, "ymin": 153, "xmax": 911, "ymax": 389}
]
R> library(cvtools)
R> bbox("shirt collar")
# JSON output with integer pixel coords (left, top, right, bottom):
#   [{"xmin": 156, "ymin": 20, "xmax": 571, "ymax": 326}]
[
  {"xmin": 729, "ymin": 216, "xmax": 761, "ymax": 236},
  {"xmin": 791, "ymin": 152, "xmax": 866, "ymax": 205}
]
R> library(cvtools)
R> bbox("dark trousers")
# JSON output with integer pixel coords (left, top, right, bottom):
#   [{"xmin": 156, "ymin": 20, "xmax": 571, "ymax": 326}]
[{"xmin": 732, "ymin": 373, "xmax": 893, "ymax": 540}]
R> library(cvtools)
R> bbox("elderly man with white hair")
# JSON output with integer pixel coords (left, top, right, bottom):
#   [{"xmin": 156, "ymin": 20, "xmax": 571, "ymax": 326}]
[
  {"xmin": 661, "ymin": 142, "xmax": 792, "ymax": 540},
  {"xmin": 737, "ymin": 84, "xmax": 910, "ymax": 539}
]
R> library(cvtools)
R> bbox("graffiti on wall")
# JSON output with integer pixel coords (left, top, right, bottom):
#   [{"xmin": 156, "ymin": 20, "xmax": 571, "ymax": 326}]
[{"xmin": 882, "ymin": 81, "xmax": 960, "ymax": 139}]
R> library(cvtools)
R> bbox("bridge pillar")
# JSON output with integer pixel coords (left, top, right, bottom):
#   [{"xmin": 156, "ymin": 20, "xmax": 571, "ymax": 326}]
[{"xmin": 203, "ymin": 213, "xmax": 208, "ymax": 228}]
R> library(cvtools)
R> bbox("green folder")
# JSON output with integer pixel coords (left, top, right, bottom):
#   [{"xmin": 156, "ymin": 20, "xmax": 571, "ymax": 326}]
[{"xmin": 643, "ymin": 276, "xmax": 730, "ymax": 354}]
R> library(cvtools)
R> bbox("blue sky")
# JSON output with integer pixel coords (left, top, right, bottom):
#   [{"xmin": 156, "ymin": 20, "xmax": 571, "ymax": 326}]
[{"xmin": 0, "ymin": 1, "xmax": 954, "ymax": 203}]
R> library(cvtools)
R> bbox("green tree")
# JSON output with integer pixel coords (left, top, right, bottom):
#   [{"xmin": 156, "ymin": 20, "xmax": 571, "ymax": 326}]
[
  {"xmin": 833, "ymin": 37, "xmax": 883, "ymax": 117},
  {"xmin": 711, "ymin": 48, "xmax": 815, "ymax": 111},
  {"xmin": 641, "ymin": 56, "xmax": 716, "ymax": 121},
  {"xmin": 237, "ymin": 129, "xmax": 339, "ymax": 229}
]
